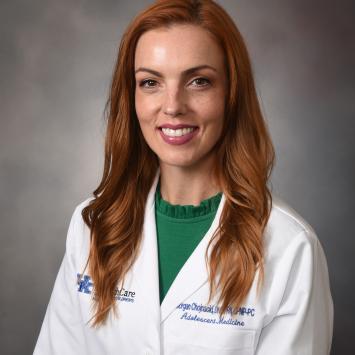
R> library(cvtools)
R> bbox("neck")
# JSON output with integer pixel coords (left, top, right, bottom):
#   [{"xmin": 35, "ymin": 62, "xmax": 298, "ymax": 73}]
[{"xmin": 159, "ymin": 154, "xmax": 221, "ymax": 206}]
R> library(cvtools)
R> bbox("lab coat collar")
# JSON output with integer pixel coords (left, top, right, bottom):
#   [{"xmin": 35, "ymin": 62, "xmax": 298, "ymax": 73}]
[{"xmin": 138, "ymin": 168, "xmax": 226, "ymax": 323}]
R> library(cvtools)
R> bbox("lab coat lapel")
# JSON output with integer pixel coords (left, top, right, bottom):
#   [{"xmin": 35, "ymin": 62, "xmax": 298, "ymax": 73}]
[{"xmin": 160, "ymin": 194, "xmax": 226, "ymax": 323}]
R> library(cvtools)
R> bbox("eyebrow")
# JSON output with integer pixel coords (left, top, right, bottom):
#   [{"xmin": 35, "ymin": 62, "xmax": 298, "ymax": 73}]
[{"xmin": 134, "ymin": 65, "xmax": 217, "ymax": 77}]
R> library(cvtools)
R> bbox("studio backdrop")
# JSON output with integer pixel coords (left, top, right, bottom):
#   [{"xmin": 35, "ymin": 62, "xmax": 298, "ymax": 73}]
[{"xmin": 0, "ymin": 0, "xmax": 354, "ymax": 354}]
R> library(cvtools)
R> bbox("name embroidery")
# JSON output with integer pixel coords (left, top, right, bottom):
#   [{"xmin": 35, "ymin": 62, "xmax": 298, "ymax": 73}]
[
  {"xmin": 76, "ymin": 274, "xmax": 136, "ymax": 303},
  {"xmin": 177, "ymin": 302, "xmax": 256, "ymax": 327}
]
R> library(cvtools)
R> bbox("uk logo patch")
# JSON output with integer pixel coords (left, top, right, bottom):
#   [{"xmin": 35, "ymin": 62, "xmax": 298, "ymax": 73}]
[
  {"xmin": 77, "ymin": 274, "xmax": 93, "ymax": 294},
  {"xmin": 76, "ymin": 273, "xmax": 136, "ymax": 303}
]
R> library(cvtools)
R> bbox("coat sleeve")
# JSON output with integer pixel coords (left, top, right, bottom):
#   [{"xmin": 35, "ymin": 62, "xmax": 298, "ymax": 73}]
[
  {"xmin": 255, "ymin": 230, "xmax": 334, "ymax": 355},
  {"xmin": 33, "ymin": 205, "xmax": 88, "ymax": 355}
]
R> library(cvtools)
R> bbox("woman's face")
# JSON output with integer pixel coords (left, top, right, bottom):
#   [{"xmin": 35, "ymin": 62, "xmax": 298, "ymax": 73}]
[{"xmin": 134, "ymin": 24, "xmax": 227, "ymax": 170}]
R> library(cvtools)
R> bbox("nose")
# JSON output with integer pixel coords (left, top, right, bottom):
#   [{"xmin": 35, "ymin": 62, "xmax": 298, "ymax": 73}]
[{"xmin": 162, "ymin": 85, "xmax": 186, "ymax": 117}]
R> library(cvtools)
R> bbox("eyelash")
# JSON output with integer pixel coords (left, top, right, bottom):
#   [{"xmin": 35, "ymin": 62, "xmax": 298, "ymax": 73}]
[{"xmin": 138, "ymin": 77, "xmax": 211, "ymax": 89}]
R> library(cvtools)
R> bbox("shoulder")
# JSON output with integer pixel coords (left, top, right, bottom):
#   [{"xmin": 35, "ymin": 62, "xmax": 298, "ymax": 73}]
[
  {"xmin": 263, "ymin": 194, "xmax": 321, "ymax": 264},
  {"xmin": 257, "ymin": 196, "xmax": 333, "ymax": 332},
  {"xmin": 68, "ymin": 197, "xmax": 94, "ymax": 235},
  {"xmin": 269, "ymin": 195, "xmax": 316, "ymax": 235},
  {"xmin": 65, "ymin": 197, "xmax": 94, "ymax": 268},
  {"xmin": 72, "ymin": 197, "xmax": 94, "ymax": 216}
]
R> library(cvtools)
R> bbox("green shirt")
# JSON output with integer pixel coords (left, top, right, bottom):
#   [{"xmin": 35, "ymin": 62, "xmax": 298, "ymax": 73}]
[{"xmin": 154, "ymin": 181, "xmax": 222, "ymax": 304}]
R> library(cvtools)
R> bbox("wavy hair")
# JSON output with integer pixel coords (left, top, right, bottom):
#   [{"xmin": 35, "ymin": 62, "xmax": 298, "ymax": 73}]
[{"xmin": 82, "ymin": 0, "xmax": 275, "ymax": 327}]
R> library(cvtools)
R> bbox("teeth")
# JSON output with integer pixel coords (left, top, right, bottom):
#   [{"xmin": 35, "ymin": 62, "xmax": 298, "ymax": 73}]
[{"xmin": 161, "ymin": 127, "xmax": 195, "ymax": 137}]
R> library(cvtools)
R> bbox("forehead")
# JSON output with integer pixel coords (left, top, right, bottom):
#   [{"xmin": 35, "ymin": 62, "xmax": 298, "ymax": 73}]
[{"xmin": 134, "ymin": 24, "xmax": 224, "ymax": 71}]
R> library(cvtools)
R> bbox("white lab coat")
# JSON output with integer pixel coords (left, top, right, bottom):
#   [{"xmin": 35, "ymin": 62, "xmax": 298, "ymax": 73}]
[{"xmin": 34, "ymin": 172, "xmax": 333, "ymax": 355}]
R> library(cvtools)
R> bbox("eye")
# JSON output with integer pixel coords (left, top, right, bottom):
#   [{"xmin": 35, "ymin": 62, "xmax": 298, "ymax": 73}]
[
  {"xmin": 191, "ymin": 77, "xmax": 211, "ymax": 87},
  {"xmin": 139, "ymin": 79, "xmax": 158, "ymax": 88}
]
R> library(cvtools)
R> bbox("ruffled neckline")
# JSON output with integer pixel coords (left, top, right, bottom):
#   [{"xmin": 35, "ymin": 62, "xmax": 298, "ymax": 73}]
[{"xmin": 155, "ymin": 180, "xmax": 222, "ymax": 219}]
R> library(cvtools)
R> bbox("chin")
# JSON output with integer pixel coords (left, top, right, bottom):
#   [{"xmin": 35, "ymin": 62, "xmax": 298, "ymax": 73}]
[{"xmin": 158, "ymin": 155, "xmax": 197, "ymax": 169}]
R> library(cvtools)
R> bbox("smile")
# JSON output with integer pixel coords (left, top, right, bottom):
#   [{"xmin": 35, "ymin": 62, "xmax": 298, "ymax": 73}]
[
  {"xmin": 161, "ymin": 127, "xmax": 195, "ymax": 137},
  {"xmin": 157, "ymin": 125, "xmax": 199, "ymax": 146}
]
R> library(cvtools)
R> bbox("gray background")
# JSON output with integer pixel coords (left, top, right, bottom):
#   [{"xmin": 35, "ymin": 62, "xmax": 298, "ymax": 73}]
[{"xmin": 1, "ymin": 0, "xmax": 354, "ymax": 354}]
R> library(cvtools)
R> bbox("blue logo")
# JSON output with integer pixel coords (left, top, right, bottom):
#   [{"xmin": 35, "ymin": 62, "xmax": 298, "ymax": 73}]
[
  {"xmin": 77, "ymin": 274, "xmax": 93, "ymax": 294},
  {"xmin": 76, "ymin": 273, "xmax": 135, "ymax": 303}
]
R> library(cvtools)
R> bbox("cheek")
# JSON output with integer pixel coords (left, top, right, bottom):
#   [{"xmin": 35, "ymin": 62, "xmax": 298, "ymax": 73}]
[
  {"xmin": 192, "ymin": 87, "xmax": 226, "ymax": 121},
  {"xmin": 135, "ymin": 93, "xmax": 156, "ymax": 127},
  {"xmin": 198, "ymin": 100, "xmax": 225, "ymax": 128},
  {"xmin": 135, "ymin": 91, "xmax": 145, "ymax": 118}
]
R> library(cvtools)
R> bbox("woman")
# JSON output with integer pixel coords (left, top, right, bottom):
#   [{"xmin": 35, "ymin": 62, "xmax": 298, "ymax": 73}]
[{"xmin": 34, "ymin": 0, "xmax": 333, "ymax": 354}]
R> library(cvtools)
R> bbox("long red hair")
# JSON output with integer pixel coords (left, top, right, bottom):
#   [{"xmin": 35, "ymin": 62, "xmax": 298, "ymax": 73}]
[{"xmin": 82, "ymin": 0, "xmax": 275, "ymax": 327}]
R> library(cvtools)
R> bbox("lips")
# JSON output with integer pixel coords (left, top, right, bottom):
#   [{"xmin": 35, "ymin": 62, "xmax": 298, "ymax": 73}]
[{"xmin": 157, "ymin": 124, "xmax": 199, "ymax": 145}]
